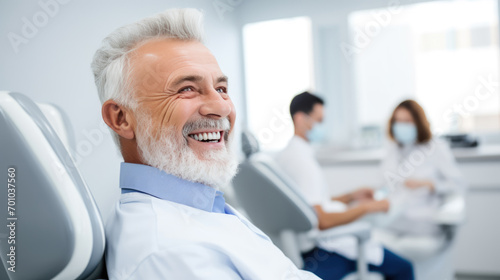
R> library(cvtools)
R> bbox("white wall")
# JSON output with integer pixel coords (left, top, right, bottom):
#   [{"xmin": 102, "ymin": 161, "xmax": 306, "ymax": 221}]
[{"xmin": 0, "ymin": 0, "xmax": 245, "ymax": 221}]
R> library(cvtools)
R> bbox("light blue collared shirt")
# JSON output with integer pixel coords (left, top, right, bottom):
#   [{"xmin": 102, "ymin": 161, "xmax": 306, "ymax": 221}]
[
  {"xmin": 105, "ymin": 162, "xmax": 319, "ymax": 280},
  {"xmin": 119, "ymin": 162, "xmax": 229, "ymax": 214}
]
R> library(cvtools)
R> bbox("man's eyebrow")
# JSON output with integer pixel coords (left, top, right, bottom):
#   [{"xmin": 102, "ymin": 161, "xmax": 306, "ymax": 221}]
[
  {"xmin": 217, "ymin": 75, "xmax": 228, "ymax": 84},
  {"xmin": 170, "ymin": 75, "xmax": 228, "ymax": 87},
  {"xmin": 172, "ymin": 75, "xmax": 203, "ymax": 87}
]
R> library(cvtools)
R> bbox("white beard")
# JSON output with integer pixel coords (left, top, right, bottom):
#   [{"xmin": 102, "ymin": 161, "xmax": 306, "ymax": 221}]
[{"xmin": 134, "ymin": 112, "xmax": 238, "ymax": 190}]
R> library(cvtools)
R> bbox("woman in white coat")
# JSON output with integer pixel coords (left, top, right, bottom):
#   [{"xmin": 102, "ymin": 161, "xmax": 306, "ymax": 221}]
[{"xmin": 373, "ymin": 99, "xmax": 466, "ymax": 261}]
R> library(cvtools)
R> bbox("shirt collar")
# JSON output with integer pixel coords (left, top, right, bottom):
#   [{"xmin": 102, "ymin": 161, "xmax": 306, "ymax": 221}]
[
  {"xmin": 292, "ymin": 135, "xmax": 314, "ymax": 154},
  {"xmin": 119, "ymin": 162, "xmax": 226, "ymax": 214}
]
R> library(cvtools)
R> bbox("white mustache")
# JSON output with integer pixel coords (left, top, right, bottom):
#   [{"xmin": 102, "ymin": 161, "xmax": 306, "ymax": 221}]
[{"xmin": 182, "ymin": 118, "xmax": 231, "ymax": 138}]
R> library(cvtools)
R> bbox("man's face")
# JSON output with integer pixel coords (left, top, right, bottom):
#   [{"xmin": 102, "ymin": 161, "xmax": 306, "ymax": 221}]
[
  {"xmin": 126, "ymin": 39, "xmax": 237, "ymax": 188},
  {"xmin": 130, "ymin": 39, "xmax": 236, "ymax": 158},
  {"xmin": 306, "ymin": 103, "xmax": 324, "ymax": 130}
]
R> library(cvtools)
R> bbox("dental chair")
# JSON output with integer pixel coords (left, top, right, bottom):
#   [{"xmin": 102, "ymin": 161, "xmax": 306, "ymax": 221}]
[
  {"xmin": 0, "ymin": 92, "xmax": 107, "ymax": 280},
  {"xmin": 232, "ymin": 132, "xmax": 378, "ymax": 280}
]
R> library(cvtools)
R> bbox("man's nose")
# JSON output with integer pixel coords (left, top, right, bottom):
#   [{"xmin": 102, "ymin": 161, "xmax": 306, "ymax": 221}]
[{"xmin": 199, "ymin": 90, "xmax": 232, "ymax": 119}]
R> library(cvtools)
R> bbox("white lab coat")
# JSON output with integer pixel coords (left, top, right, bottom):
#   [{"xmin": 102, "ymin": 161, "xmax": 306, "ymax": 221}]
[
  {"xmin": 378, "ymin": 138, "xmax": 466, "ymax": 236},
  {"xmin": 276, "ymin": 136, "xmax": 384, "ymax": 266}
]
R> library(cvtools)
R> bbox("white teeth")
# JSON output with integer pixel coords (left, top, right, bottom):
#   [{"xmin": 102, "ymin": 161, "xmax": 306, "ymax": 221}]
[{"xmin": 189, "ymin": 131, "xmax": 222, "ymax": 142}]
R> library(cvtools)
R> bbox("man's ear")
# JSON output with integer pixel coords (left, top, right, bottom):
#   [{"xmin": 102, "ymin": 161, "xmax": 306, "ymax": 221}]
[
  {"xmin": 293, "ymin": 112, "xmax": 311, "ymax": 130},
  {"xmin": 102, "ymin": 100, "xmax": 135, "ymax": 140},
  {"xmin": 293, "ymin": 112, "xmax": 305, "ymax": 124}
]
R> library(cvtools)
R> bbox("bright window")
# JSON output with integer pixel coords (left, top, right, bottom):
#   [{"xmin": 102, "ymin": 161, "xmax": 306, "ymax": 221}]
[{"xmin": 350, "ymin": 0, "xmax": 500, "ymax": 136}]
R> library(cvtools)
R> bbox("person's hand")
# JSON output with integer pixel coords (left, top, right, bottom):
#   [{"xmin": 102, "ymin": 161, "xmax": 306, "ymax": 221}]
[
  {"xmin": 351, "ymin": 187, "xmax": 374, "ymax": 203},
  {"xmin": 363, "ymin": 199, "xmax": 390, "ymax": 213},
  {"xmin": 404, "ymin": 179, "xmax": 435, "ymax": 192}
]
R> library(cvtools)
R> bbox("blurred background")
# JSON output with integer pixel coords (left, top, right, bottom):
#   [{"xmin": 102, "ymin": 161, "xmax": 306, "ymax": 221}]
[{"xmin": 1, "ymin": 0, "xmax": 499, "ymax": 279}]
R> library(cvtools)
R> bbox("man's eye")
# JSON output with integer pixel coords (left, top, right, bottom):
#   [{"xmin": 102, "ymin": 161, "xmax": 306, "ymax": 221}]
[
  {"xmin": 216, "ymin": 87, "xmax": 227, "ymax": 94},
  {"xmin": 179, "ymin": 87, "xmax": 194, "ymax": 93}
]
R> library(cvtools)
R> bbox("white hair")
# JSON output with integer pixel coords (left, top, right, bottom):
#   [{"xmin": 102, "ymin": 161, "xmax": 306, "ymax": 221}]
[{"xmin": 90, "ymin": 8, "xmax": 205, "ymax": 149}]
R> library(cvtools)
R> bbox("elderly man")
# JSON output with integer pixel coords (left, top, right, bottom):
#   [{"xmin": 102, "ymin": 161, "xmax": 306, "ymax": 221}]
[{"xmin": 91, "ymin": 9, "xmax": 319, "ymax": 280}]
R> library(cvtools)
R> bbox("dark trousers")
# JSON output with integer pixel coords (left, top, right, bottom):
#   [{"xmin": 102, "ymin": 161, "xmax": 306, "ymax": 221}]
[{"xmin": 302, "ymin": 247, "xmax": 414, "ymax": 280}]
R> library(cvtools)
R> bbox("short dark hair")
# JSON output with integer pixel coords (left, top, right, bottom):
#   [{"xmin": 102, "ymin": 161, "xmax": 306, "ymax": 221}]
[{"xmin": 289, "ymin": 91, "xmax": 324, "ymax": 119}]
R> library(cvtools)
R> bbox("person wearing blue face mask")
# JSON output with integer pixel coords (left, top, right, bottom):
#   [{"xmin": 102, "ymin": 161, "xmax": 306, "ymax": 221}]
[
  {"xmin": 371, "ymin": 100, "xmax": 466, "ymax": 268},
  {"xmin": 306, "ymin": 115, "xmax": 327, "ymax": 143},
  {"xmin": 276, "ymin": 92, "xmax": 414, "ymax": 280},
  {"xmin": 392, "ymin": 122, "xmax": 418, "ymax": 146}
]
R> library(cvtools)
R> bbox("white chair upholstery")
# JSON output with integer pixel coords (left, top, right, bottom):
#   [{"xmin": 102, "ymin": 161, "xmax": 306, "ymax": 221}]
[
  {"xmin": 0, "ymin": 91, "xmax": 106, "ymax": 280},
  {"xmin": 36, "ymin": 102, "xmax": 76, "ymax": 154}
]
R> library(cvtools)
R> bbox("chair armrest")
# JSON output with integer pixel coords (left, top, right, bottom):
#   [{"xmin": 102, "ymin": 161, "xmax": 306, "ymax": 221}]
[
  {"xmin": 433, "ymin": 193, "xmax": 466, "ymax": 225},
  {"xmin": 315, "ymin": 221, "xmax": 371, "ymax": 242}
]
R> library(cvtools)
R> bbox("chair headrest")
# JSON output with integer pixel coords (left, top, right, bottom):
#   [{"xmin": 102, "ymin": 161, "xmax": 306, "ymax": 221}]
[
  {"xmin": 232, "ymin": 153, "xmax": 318, "ymax": 234},
  {"xmin": 0, "ymin": 91, "xmax": 105, "ymax": 280},
  {"xmin": 241, "ymin": 131, "xmax": 260, "ymax": 158}
]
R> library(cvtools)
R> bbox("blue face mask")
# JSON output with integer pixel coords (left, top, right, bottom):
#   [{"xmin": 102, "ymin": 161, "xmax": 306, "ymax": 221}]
[
  {"xmin": 307, "ymin": 122, "xmax": 326, "ymax": 143},
  {"xmin": 392, "ymin": 122, "xmax": 417, "ymax": 145}
]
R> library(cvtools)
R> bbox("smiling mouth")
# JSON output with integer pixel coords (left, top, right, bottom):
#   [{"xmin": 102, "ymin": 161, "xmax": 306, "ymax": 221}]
[{"xmin": 188, "ymin": 131, "xmax": 223, "ymax": 143}]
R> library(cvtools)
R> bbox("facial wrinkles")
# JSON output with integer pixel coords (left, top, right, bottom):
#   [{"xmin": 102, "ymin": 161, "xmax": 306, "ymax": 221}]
[
  {"xmin": 136, "ymin": 66, "xmax": 225, "ymax": 134},
  {"xmin": 134, "ymin": 84, "xmax": 185, "ymax": 138},
  {"xmin": 163, "ymin": 68, "xmax": 223, "ymax": 94},
  {"xmin": 161, "ymin": 99, "xmax": 180, "ymax": 132},
  {"xmin": 151, "ymin": 95, "xmax": 180, "ymax": 134},
  {"xmin": 132, "ymin": 95, "xmax": 169, "ymax": 139}
]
